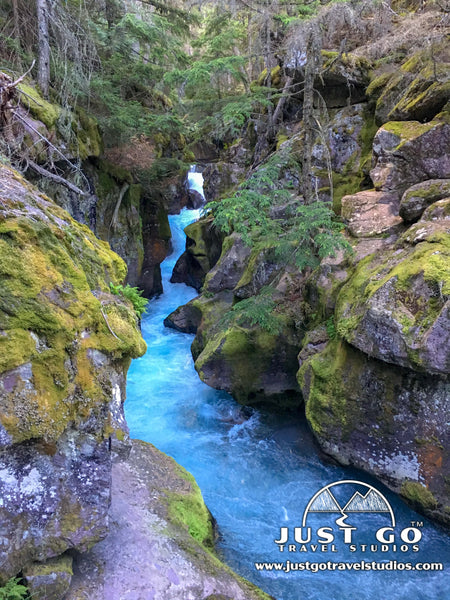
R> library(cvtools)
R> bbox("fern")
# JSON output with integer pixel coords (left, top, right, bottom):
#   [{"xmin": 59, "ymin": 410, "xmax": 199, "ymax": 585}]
[
  {"xmin": 109, "ymin": 283, "xmax": 148, "ymax": 318},
  {"xmin": 222, "ymin": 287, "xmax": 283, "ymax": 335},
  {"xmin": 0, "ymin": 578, "xmax": 28, "ymax": 600}
]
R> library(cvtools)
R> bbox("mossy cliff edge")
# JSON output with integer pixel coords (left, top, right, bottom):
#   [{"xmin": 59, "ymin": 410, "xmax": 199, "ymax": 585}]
[
  {"xmin": 65, "ymin": 440, "xmax": 272, "ymax": 600},
  {"xmin": 0, "ymin": 165, "xmax": 146, "ymax": 586}
]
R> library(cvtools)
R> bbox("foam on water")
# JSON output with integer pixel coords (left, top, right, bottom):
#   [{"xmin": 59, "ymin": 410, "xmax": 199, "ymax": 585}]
[
  {"xmin": 187, "ymin": 165, "xmax": 206, "ymax": 200},
  {"xmin": 126, "ymin": 209, "xmax": 449, "ymax": 600}
]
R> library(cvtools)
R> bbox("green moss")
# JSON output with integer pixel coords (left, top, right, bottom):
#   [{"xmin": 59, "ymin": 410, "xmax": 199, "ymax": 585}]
[
  {"xmin": 71, "ymin": 106, "xmax": 102, "ymax": 159},
  {"xmin": 404, "ymin": 181, "xmax": 450, "ymax": 202},
  {"xmin": 0, "ymin": 166, "xmax": 146, "ymax": 443},
  {"xmin": 0, "ymin": 329, "xmax": 36, "ymax": 373},
  {"xmin": 298, "ymin": 338, "xmax": 348, "ymax": 437},
  {"xmin": 17, "ymin": 83, "xmax": 60, "ymax": 128},
  {"xmin": 25, "ymin": 555, "xmax": 73, "ymax": 578},
  {"xmin": 276, "ymin": 132, "xmax": 289, "ymax": 150},
  {"xmin": 257, "ymin": 65, "xmax": 282, "ymax": 87},
  {"xmin": 157, "ymin": 207, "xmax": 171, "ymax": 240},
  {"xmin": 321, "ymin": 50, "xmax": 371, "ymax": 72},
  {"xmin": 331, "ymin": 172, "xmax": 362, "ymax": 214},
  {"xmin": 97, "ymin": 159, "xmax": 133, "ymax": 185},
  {"xmin": 335, "ymin": 229, "xmax": 450, "ymax": 357},
  {"xmin": 401, "ymin": 481, "xmax": 438, "ymax": 510},
  {"xmin": 382, "ymin": 120, "xmax": 437, "ymax": 147},
  {"xmin": 366, "ymin": 72, "xmax": 394, "ymax": 99},
  {"xmin": 222, "ymin": 327, "xmax": 248, "ymax": 357},
  {"xmin": 165, "ymin": 469, "xmax": 215, "ymax": 549}
]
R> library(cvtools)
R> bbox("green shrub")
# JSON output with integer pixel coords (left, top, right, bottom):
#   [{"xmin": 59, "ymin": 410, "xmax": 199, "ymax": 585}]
[
  {"xmin": 109, "ymin": 283, "xmax": 148, "ymax": 318},
  {"xmin": 0, "ymin": 578, "xmax": 28, "ymax": 600}
]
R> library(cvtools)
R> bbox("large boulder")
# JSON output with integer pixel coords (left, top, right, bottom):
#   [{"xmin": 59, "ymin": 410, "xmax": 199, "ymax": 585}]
[
  {"xmin": 298, "ymin": 338, "xmax": 449, "ymax": 526},
  {"xmin": 65, "ymin": 440, "xmax": 271, "ymax": 600},
  {"xmin": 0, "ymin": 166, "xmax": 146, "ymax": 582},
  {"xmin": 171, "ymin": 217, "xmax": 224, "ymax": 291},
  {"xmin": 370, "ymin": 120, "xmax": 450, "ymax": 195},
  {"xmin": 335, "ymin": 206, "xmax": 450, "ymax": 374},
  {"xmin": 366, "ymin": 43, "xmax": 450, "ymax": 124},
  {"xmin": 195, "ymin": 323, "xmax": 302, "ymax": 407},
  {"xmin": 399, "ymin": 179, "xmax": 450, "ymax": 223},
  {"xmin": 200, "ymin": 233, "xmax": 251, "ymax": 294},
  {"xmin": 341, "ymin": 190, "xmax": 403, "ymax": 237}
]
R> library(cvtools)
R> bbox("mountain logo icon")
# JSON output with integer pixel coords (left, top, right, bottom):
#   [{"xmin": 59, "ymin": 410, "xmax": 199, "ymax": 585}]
[{"xmin": 302, "ymin": 480, "xmax": 395, "ymax": 527}]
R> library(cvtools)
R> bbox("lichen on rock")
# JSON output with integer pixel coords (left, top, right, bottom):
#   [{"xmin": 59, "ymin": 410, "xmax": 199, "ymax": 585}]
[{"xmin": 0, "ymin": 165, "xmax": 146, "ymax": 583}]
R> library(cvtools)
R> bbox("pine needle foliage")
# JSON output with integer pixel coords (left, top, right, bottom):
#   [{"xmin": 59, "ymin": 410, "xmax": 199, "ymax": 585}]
[
  {"xmin": 206, "ymin": 144, "xmax": 351, "ymax": 269},
  {"xmin": 227, "ymin": 287, "xmax": 283, "ymax": 335}
]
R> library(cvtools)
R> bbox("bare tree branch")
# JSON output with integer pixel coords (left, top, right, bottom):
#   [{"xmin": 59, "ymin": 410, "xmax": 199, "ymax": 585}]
[{"xmin": 28, "ymin": 160, "xmax": 87, "ymax": 196}]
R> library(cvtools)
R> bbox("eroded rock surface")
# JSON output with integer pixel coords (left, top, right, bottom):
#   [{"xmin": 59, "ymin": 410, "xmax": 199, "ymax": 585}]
[
  {"xmin": 0, "ymin": 166, "xmax": 146, "ymax": 583},
  {"xmin": 66, "ymin": 440, "xmax": 271, "ymax": 600}
]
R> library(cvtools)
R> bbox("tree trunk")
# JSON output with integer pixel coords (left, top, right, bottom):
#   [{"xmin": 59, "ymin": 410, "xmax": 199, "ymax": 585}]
[
  {"xmin": 105, "ymin": 0, "xmax": 115, "ymax": 29},
  {"xmin": 272, "ymin": 75, "xmax": 293, "ymax": 127},
  {"xmin": 12, "ymin": 0, "xmax": 20, "ymax": 37},
  {"xmin": 301, "ymin": 29, "xmax": 317, "ymax": 205},
  {"xmin": 264, "ymin": 7, "xmax": 275, "ymax": 142},
  {"xmin": 36, "ymin": 0, "xmax": 50, "ymax": 98}
]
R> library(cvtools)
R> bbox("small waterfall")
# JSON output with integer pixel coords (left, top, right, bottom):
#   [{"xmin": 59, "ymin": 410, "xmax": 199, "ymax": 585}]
[{"xmin": 187, "ymin": 165, "xmax": 206, "ymax": 208}]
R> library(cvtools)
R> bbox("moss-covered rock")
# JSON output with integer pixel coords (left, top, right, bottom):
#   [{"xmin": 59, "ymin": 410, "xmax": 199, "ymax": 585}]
[
  {"xmin": 368, "ymin": 42, "xmax": 450, "ymax": 124},
  {"xmin": 335, "ymin": 213, "xmax": 450, "ymax": 374},
  {"xmin": 399, "ymin": 179, "xmax": 450, "ymax": 222},
  {"xmin": 195, "ymin": 322, "xmax": 302, "ymax": 407},
  {"xmin": 171, "ymin": 216, "xmax": 224, "ymax": 291},
  {"xmin": 17, "ymin": 84, "xmax": 60, "ymax": 129},
  {"xmin": 65, "ymin": 440, "xmax": 271, "ymax": 600},
  {"xmin": 298, "ymin": 338, "xmax": 449, "ymax": 526},
  {"xmin": 0, "ymin": 165, "xmax": 146, "ymax": 581},
  {"xmin": 371, "ymin": 120, "xmax": 450, "ymax": 195},
  {"xmin": 23, "ymin": 555, "xmax": 73, "ymax": 600}
]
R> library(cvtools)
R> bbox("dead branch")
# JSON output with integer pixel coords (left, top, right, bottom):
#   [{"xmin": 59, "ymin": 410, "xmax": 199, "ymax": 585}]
[
  {"xmin": 13, "ymin": 111, "xmax": 91, "ymax": 191},
  {"xmin": 28, "ymin": 159, "xmax": 87, "ymax": 196},
  {"xmin": 109, "ymin": 183, "xmax": 130, "ymax": 232},
  {"xmin": 100, "ymin": 308, "xmax": 121, "ymax": 341},
  {"xmin": 8, "ymin": 60, "xmax": 36, "ymax": 88}
]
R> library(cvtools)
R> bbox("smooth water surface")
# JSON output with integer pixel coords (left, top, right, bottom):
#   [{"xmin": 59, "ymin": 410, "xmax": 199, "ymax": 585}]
[{"xmin": 126, "ymin": 209, "xmax": 449, "ymax": 600}]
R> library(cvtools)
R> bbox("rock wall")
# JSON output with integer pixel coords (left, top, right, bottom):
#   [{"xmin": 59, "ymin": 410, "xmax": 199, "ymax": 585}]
[
  {"xmin": 0, "ymin": 165, "xmax": 146, "ymax": 586},
  {"xmin": 9, "ymin": 82, "xmax": 177, "ymax": 298},
  {"xmin": 169, "ymin": 39, "xmax": 450, "ymax": 525},
  {"xmin": 65, "ymin": 440, "xmax": 272, "ymax": 600}
]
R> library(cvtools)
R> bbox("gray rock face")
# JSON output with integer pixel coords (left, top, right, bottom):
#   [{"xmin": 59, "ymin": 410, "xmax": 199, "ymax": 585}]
[
  {"xmin": 0, "ymin": 166, "xmax": 146, "ymax": 583},
  {"xmin": 65, "ymin": 440, "xmax": 271, "ymax": 600},
  {"xmin": 0, "ymin": 431, "xmax": 111, "ymax": 578},
  {"xmin": 336, "ymin": 211, "xmax": 450, "ymax": 375},
  {"xmin": 203, "ymin": 234, "xmax": 252, "ymax": 294},
  {"xmin": 399, "ymin": 179, "xmax": 450, "ymax": 223},
  {"xmin": 188, "ymin": 188, "xmax": 205, "ymax": 209},
  {"xmin": 371, "ymin": 121, "xmax": 450, "ymax": 195},
  {"xmin": 298, "ymin": 339, "xmax": 450, "ymax": 526},
  {"xmin": 203, "ymin": 161, "xmax": 246, "ymax": 202},
  {"xmin": 341, "ymin": 190, "xmax": 403, "ymax": 237},
  {"xmin": 164, "ymin": 300, "xmax": 202, "ymax": 334},
  {"xmin": 312, "ymin": 103, "xmax": 367, "ymax": 174},
  {"xmin": 23, "ymin": 555, "xmax": 73, "ymax": 600},
  {"xmin": 171, "ymin": 217, "xmax": 224, "ymax": 291}
]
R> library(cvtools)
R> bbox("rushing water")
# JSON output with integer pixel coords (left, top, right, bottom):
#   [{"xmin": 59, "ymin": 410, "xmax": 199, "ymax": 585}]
[{"xmin": 126, "ymin": 205, "xmax": 449, "ymax": 600}]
